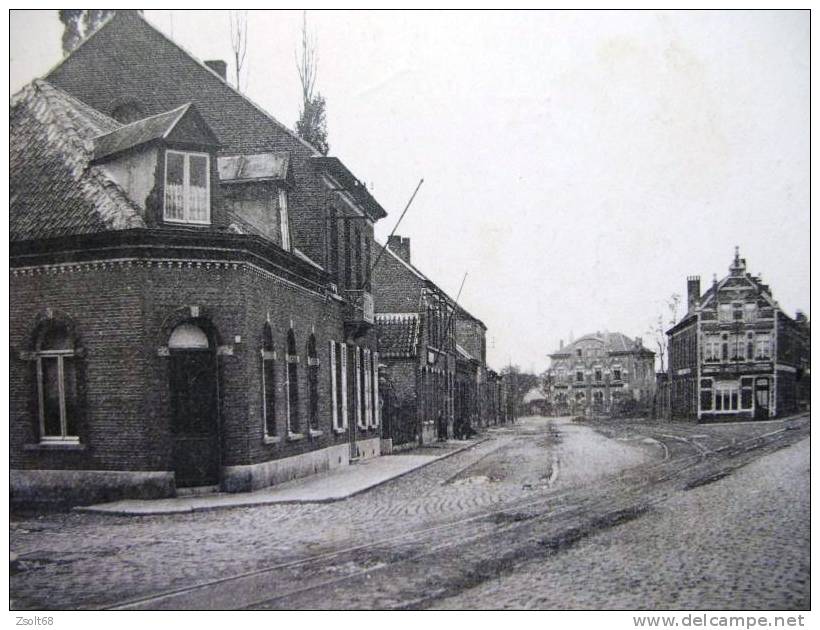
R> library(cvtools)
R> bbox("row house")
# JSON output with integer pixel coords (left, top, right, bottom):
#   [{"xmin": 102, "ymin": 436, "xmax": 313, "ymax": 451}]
[
  {"xmin": 372, "ymin": 236, "xmax": 458, "ymax": 447},
  {"xmin": 547, "ymin": 332, "xmax": 656, "ymax": 416},
  {"xmin": 666, "ymin": 249, "xmax": 810, "ymax": 421},
  {"xmin": 10, "ymin": 11, "xmax": 388, "ymax": 505},
  {"xmin": 454, "ymin": 308, "xmax": 506, "ymax": 428}
]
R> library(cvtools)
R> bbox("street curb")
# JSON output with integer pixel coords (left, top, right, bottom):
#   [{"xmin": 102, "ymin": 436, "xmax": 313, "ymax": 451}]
[
  {"xmin": 343, "ymin": 436, "xmax": 492, "ymax": 500},
  {"xmin": 75, "ymin": 436, "xmax": 492, "ymax": 516}
]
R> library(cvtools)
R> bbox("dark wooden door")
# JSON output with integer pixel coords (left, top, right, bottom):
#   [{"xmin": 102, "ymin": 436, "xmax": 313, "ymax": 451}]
[
  {"xmin": 170, "ymin": 349, "xmax": 220, "ymax": 487},
  {"xmin": 754, "ymin": 378, "xmax": 770, "ymax": 420}
]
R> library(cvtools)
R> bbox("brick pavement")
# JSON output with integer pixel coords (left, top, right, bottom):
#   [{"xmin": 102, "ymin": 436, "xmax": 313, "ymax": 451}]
[
  {"xmin": 432, "ymin": 436, "xmax": 810, "ymax": 610},
  {"xmin": 10, "ymin": 416, "xmax": 806, "ymax": 610}
]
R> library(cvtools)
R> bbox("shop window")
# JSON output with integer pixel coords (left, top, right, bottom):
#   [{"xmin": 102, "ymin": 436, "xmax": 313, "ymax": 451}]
[
  {"xmin": 35, "ymin": 323, "xmax": 79, "ymax": 442},
  {"xmin": 714, "ymin": 384, "xmax": 739, "ymax": 412},
  {"xmin": 261, "ymin": 323, "xmax": 277, "ymax": 437},
  {"xmin": 164, "ymin": 150, "xmax": 210, "ymax": 224}
]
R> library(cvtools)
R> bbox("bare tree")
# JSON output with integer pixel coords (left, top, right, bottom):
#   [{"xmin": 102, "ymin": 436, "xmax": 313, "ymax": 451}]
[
  {"xmin": 295, "ymin": 11, "xmax": 329, "ymax": 155},
  {"xmin": 229, "ymin": 11, "xmax": 249, "ymax": 92},
  {"xmin": 648, "ymin": 293, "xmax": 681, "ymax": 372},
  {"xmin": 58, "ymin": 9, "xmax": 115, "ymax": 56}
]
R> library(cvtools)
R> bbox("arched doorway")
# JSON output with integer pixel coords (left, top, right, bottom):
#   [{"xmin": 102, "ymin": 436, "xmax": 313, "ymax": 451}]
[{"xmin": 168, "ymin": 322, "xmax": 220, "ymax": 488}]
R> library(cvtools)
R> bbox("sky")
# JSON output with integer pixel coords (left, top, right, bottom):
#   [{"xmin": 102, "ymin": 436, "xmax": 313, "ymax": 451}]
[{"xmin": 10, "ymin": 10, "xmax": 810, "ymax": 374}]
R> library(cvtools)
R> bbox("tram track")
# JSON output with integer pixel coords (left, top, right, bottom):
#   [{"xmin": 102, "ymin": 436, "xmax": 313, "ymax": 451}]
[{"xmin": 103, "ymin": 416, "xmax": 809, "ymax": 610}]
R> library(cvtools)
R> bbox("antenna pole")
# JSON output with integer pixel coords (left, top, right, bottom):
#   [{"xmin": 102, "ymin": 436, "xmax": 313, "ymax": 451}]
[{"xmin": 369, "ymin": 178, "xmax": 424, "ymax": 282}]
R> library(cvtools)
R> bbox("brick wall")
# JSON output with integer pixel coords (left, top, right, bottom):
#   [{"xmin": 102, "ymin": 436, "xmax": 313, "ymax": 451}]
[{"xmin": 11, "ymin": 256, "xmax": 380, "ymax": 476}]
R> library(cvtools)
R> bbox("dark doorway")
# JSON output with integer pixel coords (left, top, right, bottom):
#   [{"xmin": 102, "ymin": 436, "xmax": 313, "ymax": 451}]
[
  {"xmin": 754, "ymin": 377, "xmax": 770, "ymax": 420},
  {"xmin": 168, "ymin": 323, "xmax": 220, "ymax": 488}
]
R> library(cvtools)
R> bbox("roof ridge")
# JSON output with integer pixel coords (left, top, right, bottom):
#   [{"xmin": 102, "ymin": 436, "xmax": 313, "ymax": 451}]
[
  {"xmin": 128, "ymin": 11, "xmax": 323, "ymax": 158},
  {"xmin": 91, "ymin": 102, "xmax": 190, "ymax": 141},
  {"xmin": 13, "ymin": 79, "xmax": 145, "ymax": 233}
]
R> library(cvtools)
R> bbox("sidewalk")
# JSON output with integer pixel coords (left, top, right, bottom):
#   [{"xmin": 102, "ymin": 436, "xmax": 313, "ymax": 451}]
[{"xmin": 77, "ymin": 438, "xmax": 486, "ymax": 516}]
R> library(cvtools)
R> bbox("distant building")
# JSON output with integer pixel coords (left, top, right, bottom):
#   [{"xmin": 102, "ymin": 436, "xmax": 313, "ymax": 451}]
[
  {"xmin": 666, "ymin": 249, "xmax": 810, "ymax": 421},
  {"xmin": 522, "ymin": 387, "xmax": 548, "ymax": 415},
  {"xmin": 547, "ymin": 332, "xmax": 655, "ymax": 416}
]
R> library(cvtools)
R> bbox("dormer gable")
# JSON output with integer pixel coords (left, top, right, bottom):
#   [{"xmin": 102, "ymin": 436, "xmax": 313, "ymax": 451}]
[
  {"xmin": 92, "ymin": 103, "xmax": 219, "ymax": 162},
  {"xmin": 90, "ymin": 104, "xmax": 223, "ymax": 228}
]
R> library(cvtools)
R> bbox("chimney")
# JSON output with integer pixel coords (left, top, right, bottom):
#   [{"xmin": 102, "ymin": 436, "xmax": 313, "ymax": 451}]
[
  {"xmin": 687, "ymin": 275, "xmax": 701, "ymax": 312},
  {"xmin": 559, "ymin": 339, "xmax": 564, "ymax": 350},
  {"xmin": 388, "ymin": 235, "xmax": 411, "ymax": 264},
  {"xmin": 205, "ymin": 60, "xmax": 227, "ymax": 81},
  {"xmin": 635, "ymin": 336, "xmax": 643, "ymax": 348}
]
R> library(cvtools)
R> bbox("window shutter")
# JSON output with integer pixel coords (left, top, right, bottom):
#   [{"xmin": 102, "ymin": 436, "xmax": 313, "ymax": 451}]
[
  {"xmin": 330, "ymin": 340, "xmax": 338, "ymax": 430},
  {"xmin": 355, "ymin": 347, "xmax": 363, "ymax": 428},
  {"xmin": 340, "ymin": 344, "xmax": 348, "ymax": 429},
  {"xmin": 364, "ymin": 350, "xmax": 372, "ymax": 427}
]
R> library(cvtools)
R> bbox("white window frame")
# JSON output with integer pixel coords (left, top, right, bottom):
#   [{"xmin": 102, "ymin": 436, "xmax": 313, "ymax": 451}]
[
  {"xmin": 163, "ymin": 149, "xmax": 211, "ymax": 225},
  {"xmin": 718, "ymin": 304, "xmax": 733, "ymax": 322},
  {"xmin": 364, "ymin": 350, "xmax": 373, "ymax": 428},
  {"xmin": 340, "ymin": 344, "xmax": 349, "ymax": 429},
  {"xmin": 714, "ymin": 383, "xmax": 740, "ymax": 412},
  {"xmin": 755, "ymin": 333, "xmax": 771, "ymax": 360},
  {"xmin": 355, "ymin": 347, "xmax": 365, "ymax": 429},
  {"xmin": 37, "ymin": 349, "xmax": 79, "ymax": 443},
  {"xmin": 279, "ymin": 188, "xmax": 291, "ymax": 251},
  {"xmin": 330, "ymin": 340, "xmax": 339, "ymax": 431}
]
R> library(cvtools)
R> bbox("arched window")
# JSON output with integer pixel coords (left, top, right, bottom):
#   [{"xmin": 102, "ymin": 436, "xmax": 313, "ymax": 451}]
[
  {"xmin": 262, "ymin": 324, "xmax": 277, "ymax": 437},
  {"xmin": 307, "ymin": 334, "xmax": 319, "ymax": 431},
  {"xmin": 35, "ymin": 322, "xmax": 79, "ymax": 442},
  {"xmin": 286, "ymin": 329, "xmax": 300, "ymax": 434}
]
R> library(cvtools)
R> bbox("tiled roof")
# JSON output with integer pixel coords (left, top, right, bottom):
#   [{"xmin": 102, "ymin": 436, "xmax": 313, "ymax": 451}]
[
  {"xmin": 551, "ymin": 332, "xmax": 652, "ymax": 356},
  {"xmin": 376, "ymin": 313, "xmax": 420, "ymax": 358},
  {"xmin": 10, "ymin": 80, "xmax": 145, "ymax": 241},
  {"xmin": 92, "ymin": 103, "xmax": 215, "ymax": 160}
]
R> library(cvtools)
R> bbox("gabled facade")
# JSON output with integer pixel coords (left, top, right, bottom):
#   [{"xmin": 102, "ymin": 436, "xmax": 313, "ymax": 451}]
[
  {"xmin": 10, "ymin": 11, "xmax": 388, "ymax": 506},
  {"xmin": 667, "ymin": 249, "xmax": 810, "ymax": 421},
  {"xmin": 547, "ymin": 332, "xmax": 655, "ymax": 416}
]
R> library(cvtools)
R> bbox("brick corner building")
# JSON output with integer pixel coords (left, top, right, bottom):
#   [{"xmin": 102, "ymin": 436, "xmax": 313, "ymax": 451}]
[
  {"xmin": 10, "ymin": 11, "xmax": 389, "ymax": 506},
  {"xmin": 666, "ymin": 248, "xmax": 810, "ymax": 421}
]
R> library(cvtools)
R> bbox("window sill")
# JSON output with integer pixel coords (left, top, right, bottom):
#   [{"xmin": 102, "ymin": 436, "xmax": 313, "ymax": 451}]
[
  {"xmin": 25, "ymin": 441, "xmax": 86, "ymax": 452},
  {"xmin": 333, "ymin": 427, "xmax": 348, "ymax": 435},
  {"xmin": 286, "ymin": 432, "xmax": 305, "ymax": 442},
  {"xmin": 309, "ymin": 429, "xmax": 324, "ymax": 438},
  {"xmin": 263, "ymin": 435, "xmax": 281, "ymax": 445}
]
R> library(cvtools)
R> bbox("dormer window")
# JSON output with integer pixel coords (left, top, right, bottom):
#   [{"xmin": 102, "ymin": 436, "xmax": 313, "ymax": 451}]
[{"xmin": 164, "ymin": 150, "xmax": 210, "ymax": 224}]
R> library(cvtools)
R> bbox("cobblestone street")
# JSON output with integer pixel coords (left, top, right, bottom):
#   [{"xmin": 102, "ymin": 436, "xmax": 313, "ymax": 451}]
[{"xmin": 10, "ymin": 414, "xmax": 810, "ymax": 610}]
